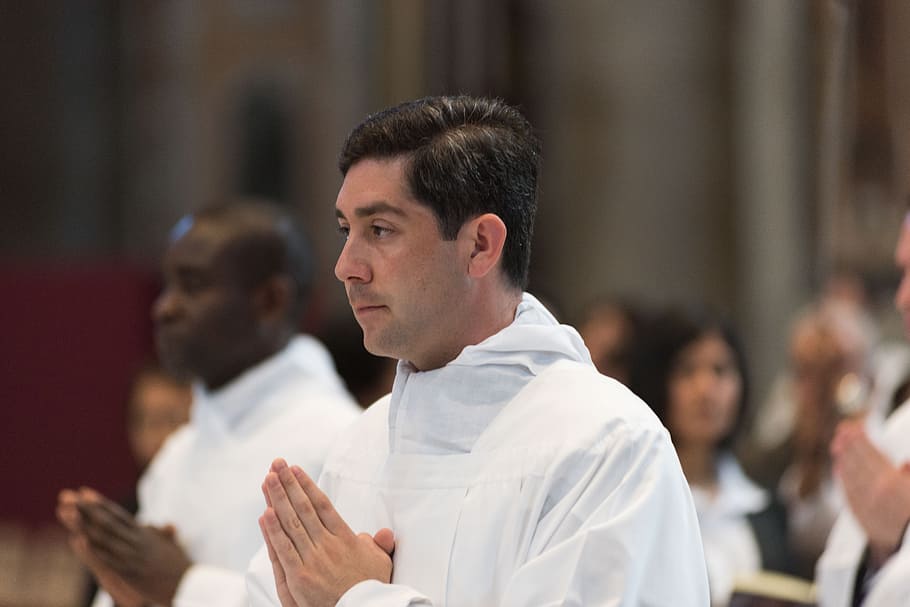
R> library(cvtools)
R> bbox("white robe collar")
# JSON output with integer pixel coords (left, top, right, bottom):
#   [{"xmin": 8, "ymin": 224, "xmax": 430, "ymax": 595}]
[
  {"xmin": 191, "ymin": 335, "xmax": 342, "ymax": 437},
  {"xmin": 387, "ymin": 292, "xmax": 593, "ymax": 455}
]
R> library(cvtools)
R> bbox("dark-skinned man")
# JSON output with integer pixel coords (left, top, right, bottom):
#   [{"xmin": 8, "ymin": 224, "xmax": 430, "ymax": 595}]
[{"xmin": 57, "ymin": 200, "xmax": 361, "ymax": 607}]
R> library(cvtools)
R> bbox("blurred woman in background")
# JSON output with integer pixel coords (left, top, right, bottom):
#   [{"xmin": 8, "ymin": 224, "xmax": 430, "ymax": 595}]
[{"xmin": 629, "ymin": 305, "xmax": 792, "ymax": 606}]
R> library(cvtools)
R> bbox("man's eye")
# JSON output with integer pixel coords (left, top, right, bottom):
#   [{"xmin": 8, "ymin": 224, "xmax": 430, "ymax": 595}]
[
  {"xmin": 371, "ymin": 225, "xmax": 392, "ymax": 238},
  {"xmin": 337, "ymin": 225, "xmax": 350, "ymax": 240}
]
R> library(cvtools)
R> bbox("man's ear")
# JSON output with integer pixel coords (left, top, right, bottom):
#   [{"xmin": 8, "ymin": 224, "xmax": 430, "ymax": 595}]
[
  {"xmin": 253, "ymin": 275, "xmax": 294, "ymax": 324},
  {"xmin": 463, "ymin": 213, "xmax": 507, "ymax": 279}
]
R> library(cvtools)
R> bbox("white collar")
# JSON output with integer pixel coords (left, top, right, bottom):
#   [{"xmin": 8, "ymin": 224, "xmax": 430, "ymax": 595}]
[
  {"xmin": 191, "ymin": 335, "xmax": 341, "ymax": 436},
  {"xmin": 387, "ymin": 292, "xmax": 593, "ymax": 455},
  {"xmin": 691, "ymin": 452, "xmax": 768, "ymax": 517}
]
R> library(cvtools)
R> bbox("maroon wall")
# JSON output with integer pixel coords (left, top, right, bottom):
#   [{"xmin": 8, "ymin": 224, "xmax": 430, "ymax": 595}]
[{"xmin": 1, "ymin": 261, "xmax": 158, "ymax": 526}]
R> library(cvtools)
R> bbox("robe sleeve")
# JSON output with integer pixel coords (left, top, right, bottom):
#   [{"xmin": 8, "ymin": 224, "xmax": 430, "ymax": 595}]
[
  {"xmin": 336, "ymin": 581, "xmax": 432, "ymax": 606},
  {"xmin": 861, "ymin": 526, "xmax": 910, "ymax": 607},
  {"xmin": 249, "ymin": 424, "xmax": 708, "ymax": 606},
  {"xmin": 172, "ymin": 564, "xmax": 249, "ymax": 607},
  {"xmin": 863, "ymin": 408, "xmax": 910, "ymax": 605},
  {"xmin": 500, "ymin": 424, "xmax": 708, "ymax": 606},
  {"xmin": 247, "ymin": 546, "xmax": 283, "ymax": 607}
]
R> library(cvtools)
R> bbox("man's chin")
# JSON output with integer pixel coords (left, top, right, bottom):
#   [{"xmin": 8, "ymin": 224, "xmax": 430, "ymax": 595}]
[
  {"xmin": 155, "ymin": 345, "xmax": 193, "ymax": 380},
  {"xmin": 361, "ymin": 334, "xmax": 396, "ymax": 360}
]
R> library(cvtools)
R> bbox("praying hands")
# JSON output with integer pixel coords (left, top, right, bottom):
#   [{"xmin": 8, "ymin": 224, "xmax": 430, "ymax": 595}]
[
  {"xmin": 259, "ymin": 458, "xmax": 396, "ymax": 607},
  {"xmin": 831, "ymin": 419, "xmax": 910, "ymax": 565},
  {"xmin": 56, "ymin": 486, "xmax": 192, "ymax": 606}
]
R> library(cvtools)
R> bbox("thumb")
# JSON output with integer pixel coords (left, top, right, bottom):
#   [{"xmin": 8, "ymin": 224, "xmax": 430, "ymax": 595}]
[
  {"xmin": 147, "ymin": 523, "xmax": 179, "ymax": 540},
  {"xmin": 373, "ymin": 528, "xmax": 395, "ymax": 556},
  {"xmin": 156, "ymin": 523, "xmax": 179, "ymax": 540}
]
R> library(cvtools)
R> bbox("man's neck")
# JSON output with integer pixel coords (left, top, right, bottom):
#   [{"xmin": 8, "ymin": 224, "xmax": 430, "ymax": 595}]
[
  {"xmin": 203, "ymin": 334, "xmax": 292, "ymax": 391},
  {"xmin": 410, "ymin": 290, "xmax": 521, "ymax": 372}
]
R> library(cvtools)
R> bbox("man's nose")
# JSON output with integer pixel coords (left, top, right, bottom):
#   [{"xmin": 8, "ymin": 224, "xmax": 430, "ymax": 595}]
[
  {"xmin": 334, "ymin": 238, "xmax": 371, "ymax": 284},
  {"xmin": 152, "ymin": 288, "xmax": 180, "ymax": 323}
]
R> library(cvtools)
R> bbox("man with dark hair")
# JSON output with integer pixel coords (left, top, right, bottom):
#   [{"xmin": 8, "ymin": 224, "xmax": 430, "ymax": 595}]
[
  {"xmin": 246, "ymin": 96, "xmax": 708, "ymax": 606},
  {"xmin": 57, "ymin": 199, "xmax": 361, "ymax": 607}
]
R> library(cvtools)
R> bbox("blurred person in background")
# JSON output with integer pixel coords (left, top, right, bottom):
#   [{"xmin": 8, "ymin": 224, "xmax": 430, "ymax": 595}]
[
  {"xmin": 577, "ymin": 294, "xmax": 644, "ymax": 385},
  {"xmin": 815, "ymin": 211, "xmax": 910, "ymax": 607},
  {"xmin": 753, "ymin": 301, "xmax": 877, "ymax": 578},
  {"xmin": 743, "ymin": 271, "xmax": 910, "ymax": 492},
  {"xmin": 58, "ymin": 199, "xmax": 361, "ymax": 607},
  {"xmin": 629, "ymin": 305, "xmax": 792, "ymax": 606},
  {"xmin": 125, "ymin": 363, "xmax": 193, "ymax": 475}
]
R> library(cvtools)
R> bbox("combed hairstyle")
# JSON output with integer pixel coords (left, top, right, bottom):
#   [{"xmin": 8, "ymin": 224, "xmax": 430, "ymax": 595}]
[
  {"xmin": 193, "ymin": 198, "xmax": 314, "ymax": 321},
  {"xmin": 338, "ymin": 95, "xmax": 541, "ymax": 289},
  {"xmin": 627, "ymin": 305, "xmax": 750, "ymax": 451}
]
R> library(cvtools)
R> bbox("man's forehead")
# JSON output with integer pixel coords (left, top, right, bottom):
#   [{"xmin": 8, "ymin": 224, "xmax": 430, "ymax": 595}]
[{"xmin": 335, "ymin": 158, "xmax": 415, "ymax": 211}]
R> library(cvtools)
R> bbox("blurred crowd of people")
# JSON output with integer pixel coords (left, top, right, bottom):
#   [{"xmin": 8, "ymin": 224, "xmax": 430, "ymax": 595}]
[{"xmin": 575, "ymin": 263, "xmax": 910, "ymax": 606}]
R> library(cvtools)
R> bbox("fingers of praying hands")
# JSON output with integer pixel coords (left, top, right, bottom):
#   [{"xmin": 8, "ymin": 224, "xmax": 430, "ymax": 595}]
[
  {"xmin": 832, "ymin": 420, "xmax": 910, "ymax": 556},
  {"xmin": 71, "ymin": 531, "xmax": 149, "ymax": 607},
  {"xmin": 58, "ymin": 489, "xmax": 146, "ymax": 607},
  {"xmin": 259, "ymin": 459, "xmax": 394, "ymax": 607},
  {"xmin": 56, "ymin": 487, "xmax": 191, "ymax": 606}
]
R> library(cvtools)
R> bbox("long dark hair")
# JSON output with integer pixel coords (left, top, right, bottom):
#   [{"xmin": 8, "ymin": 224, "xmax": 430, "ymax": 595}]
[{"xmin": 628, "ymin": 304, "xmax": 750, "ymax": 451}]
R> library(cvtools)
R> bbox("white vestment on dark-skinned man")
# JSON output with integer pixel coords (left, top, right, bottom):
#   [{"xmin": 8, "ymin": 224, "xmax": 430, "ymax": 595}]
[{"xmin": 92, "ymin": 336, "xmax": 361, "ymax": 607}]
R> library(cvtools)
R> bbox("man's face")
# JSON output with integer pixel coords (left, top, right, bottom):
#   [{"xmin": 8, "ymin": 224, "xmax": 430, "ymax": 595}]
[
  {"xmin": 334, "ymin": 158, "xmax": 468, "ymax": 370},
  {"xmin": 152, "ymin": 220, "xmax": 261, "ymax": 387},
  {"xmin": 895, "ymin": 219, "xmax": 910, "ymax": 339}
]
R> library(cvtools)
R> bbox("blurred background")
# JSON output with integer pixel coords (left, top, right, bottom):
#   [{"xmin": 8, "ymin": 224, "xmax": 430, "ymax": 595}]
[{"xmin": 1, "ymin": 1, "xmax": 908, "ymax": 604}]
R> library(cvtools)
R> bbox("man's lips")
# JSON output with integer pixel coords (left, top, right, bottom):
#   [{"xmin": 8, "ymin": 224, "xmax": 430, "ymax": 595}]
[{"xmin": 353, "ymin": 304, "xmax": 386, "ymax": 315}]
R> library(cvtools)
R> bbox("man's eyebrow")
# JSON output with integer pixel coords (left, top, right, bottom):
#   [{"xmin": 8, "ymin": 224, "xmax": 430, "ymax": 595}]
[{"xmin": 335, "ymin": 201, "xmax": 407, "ymax": 219}]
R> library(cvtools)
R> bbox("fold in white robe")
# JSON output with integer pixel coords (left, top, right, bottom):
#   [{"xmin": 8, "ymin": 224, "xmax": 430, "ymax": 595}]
[
  {"xmin": 247, "ymin": 294, "xmax": 709, "ymax": 606},
  {"xmin": 92, "ymin": 335, "xmax": 361, "ymax": 607}
]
